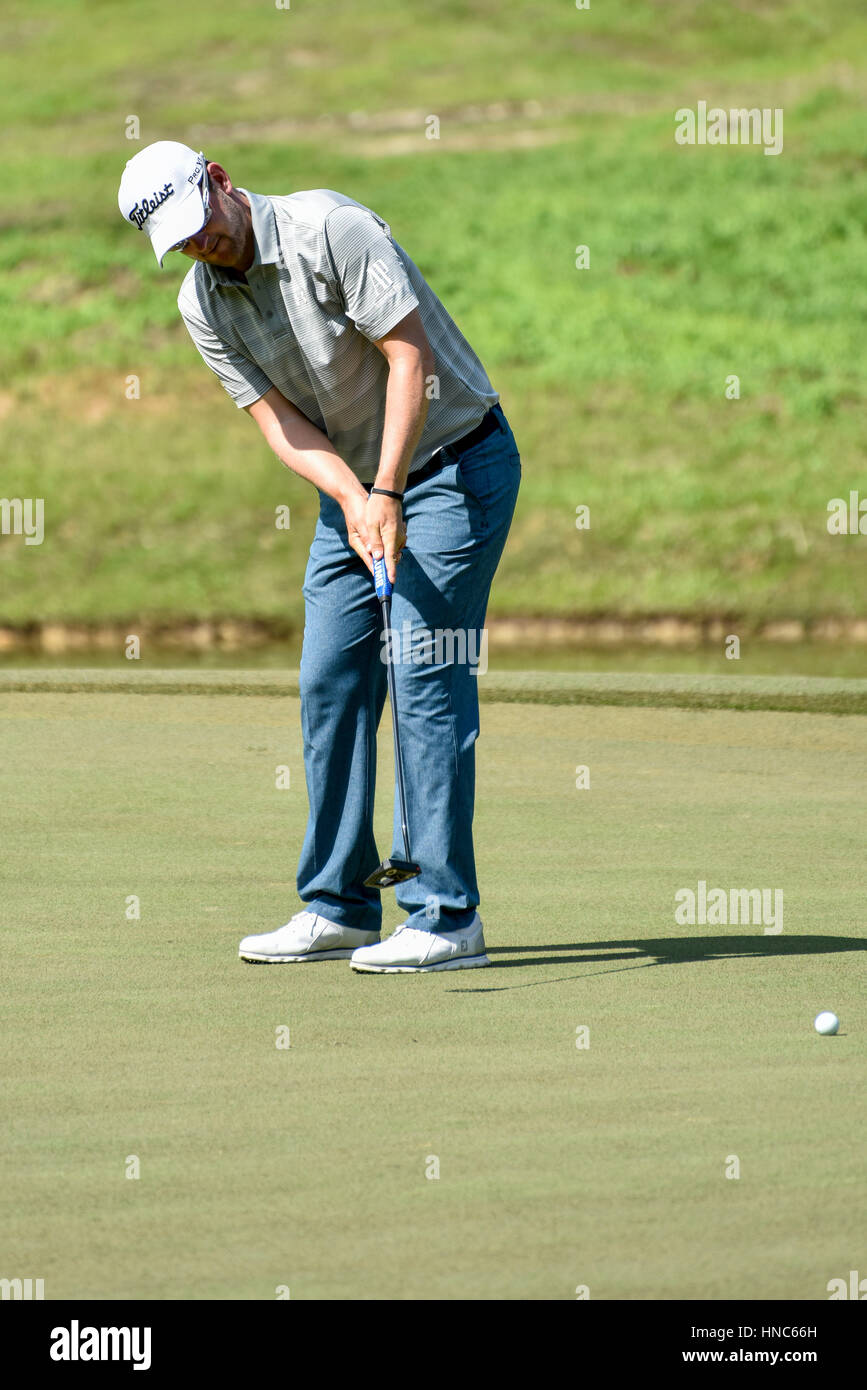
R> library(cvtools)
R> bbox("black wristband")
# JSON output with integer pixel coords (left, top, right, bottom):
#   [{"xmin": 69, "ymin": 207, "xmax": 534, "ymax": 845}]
[{"xmin": 369, "ymin": 487, "xmax": 404, "ymax": 501}]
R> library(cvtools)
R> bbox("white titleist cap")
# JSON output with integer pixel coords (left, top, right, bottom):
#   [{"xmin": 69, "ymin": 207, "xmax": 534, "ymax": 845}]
[{"xmin": 118, "ymin": 141, "xmax": 208, "ymax": 266}]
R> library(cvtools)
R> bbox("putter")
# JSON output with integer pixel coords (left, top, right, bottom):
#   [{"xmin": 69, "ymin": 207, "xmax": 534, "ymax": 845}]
[{"xmin": 363, "ymin": 555, "xmax": 421, "ymax": 890}]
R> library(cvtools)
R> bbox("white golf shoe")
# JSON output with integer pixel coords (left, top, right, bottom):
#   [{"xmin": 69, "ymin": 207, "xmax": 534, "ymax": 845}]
[
  {"xmin": 350, "ymin": 913, "xmax": 490, "ymax": 974},
  {"xmin": 239, "ymin": 911, "xmax": 379, "ymax": 963}
]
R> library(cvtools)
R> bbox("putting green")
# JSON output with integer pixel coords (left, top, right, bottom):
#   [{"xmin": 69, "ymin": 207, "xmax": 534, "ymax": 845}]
[{"xmin": 0, "ymin": 687, "xmax": 864, "ymax": 1299}]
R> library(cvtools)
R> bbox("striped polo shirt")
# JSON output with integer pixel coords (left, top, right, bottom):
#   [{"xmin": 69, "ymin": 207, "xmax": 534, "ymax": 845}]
[{"xmin": 177, "ymin": 188, "xmax": 499, "ymax": 484}]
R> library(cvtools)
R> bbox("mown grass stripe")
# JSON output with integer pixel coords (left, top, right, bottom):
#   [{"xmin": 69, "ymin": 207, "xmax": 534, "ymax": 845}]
[{"xmin": 1, "ymin": 668, "xmax": 865, "ymax": 715}]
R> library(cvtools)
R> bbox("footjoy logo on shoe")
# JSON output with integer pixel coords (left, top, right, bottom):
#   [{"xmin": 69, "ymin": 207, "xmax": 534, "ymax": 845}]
[{"xmin": 50, "ymin": 1321, "xmax": 152, "ymax": 1371}]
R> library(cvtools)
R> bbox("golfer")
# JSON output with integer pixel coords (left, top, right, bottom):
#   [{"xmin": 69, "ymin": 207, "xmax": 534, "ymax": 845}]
[{"xmin": 118, "ymin": 141, "xmax": 521, "ymax": 973}]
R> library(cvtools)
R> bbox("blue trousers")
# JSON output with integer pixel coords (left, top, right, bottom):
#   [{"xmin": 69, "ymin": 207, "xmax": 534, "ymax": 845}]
[{"xmin": 297, "ymin": 404, "xmax": 521, "ymax": 933}]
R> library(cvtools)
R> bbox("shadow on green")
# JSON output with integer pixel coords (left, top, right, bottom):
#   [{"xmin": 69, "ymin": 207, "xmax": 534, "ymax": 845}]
[{"xmin": 453, "ymin": 934, "xmax": 866, "ymax": 991}]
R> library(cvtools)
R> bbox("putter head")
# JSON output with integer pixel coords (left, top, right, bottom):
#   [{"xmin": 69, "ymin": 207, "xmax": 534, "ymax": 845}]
[{"xmin": 363, "ymin": 858, "xmax": 421, "ymax": 889}]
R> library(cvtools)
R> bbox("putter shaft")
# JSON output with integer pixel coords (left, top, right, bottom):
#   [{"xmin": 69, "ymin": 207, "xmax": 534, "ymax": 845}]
[{"xmin": 381, "ymin": 593, "xmax": 412, "ymax": 863}]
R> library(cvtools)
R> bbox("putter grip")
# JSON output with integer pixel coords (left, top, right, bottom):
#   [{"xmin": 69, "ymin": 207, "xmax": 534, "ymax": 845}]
[{"xmin": 373, "ymin": 555, "xmax": 392, "ymax": 601}]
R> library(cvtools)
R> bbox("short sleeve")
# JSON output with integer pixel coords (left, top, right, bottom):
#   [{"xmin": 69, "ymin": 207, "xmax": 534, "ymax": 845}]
[
  {"xmin": 323, "ymin": 203, "xmax": 419, "ymax": 341},
  {"xmin": 178, "ymin": 297, "xmax": 273, "ymax": 409}
]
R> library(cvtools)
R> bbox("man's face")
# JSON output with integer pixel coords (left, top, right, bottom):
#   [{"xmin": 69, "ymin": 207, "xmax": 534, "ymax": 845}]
[{"xmin": 178, "ymin": 164, "xmax": 254, "ymax": 272}]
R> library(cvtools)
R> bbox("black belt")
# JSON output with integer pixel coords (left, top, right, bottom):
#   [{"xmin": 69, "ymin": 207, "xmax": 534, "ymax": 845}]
[{"xmin": 365, "ymin": 406, "xmax": 502, "ymax": 493}]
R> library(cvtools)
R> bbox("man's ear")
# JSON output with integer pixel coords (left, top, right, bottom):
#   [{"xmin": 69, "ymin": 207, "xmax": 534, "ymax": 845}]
[{"xmin": 206, "ymin": 162, "xmax": 231, "ymax": 194}]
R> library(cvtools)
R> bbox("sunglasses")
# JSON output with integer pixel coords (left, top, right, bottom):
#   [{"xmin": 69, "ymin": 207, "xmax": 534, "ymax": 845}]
[{"xmin": 169, "ymin": 173, "xmax": 212, "ymax": 255}]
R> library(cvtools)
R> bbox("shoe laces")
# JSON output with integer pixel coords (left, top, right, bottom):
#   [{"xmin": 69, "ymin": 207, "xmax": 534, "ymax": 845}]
[
  {"xmin": 394, "ymin": 924, "xmax": 434, "ymax": 940},
  {"xmin": 288, "ymin": 910, "xmax": 317, "ymax": 928}
]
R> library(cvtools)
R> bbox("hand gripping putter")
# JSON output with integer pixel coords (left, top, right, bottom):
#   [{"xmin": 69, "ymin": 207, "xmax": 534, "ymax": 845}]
[{"xmin": 363, "ymin": 556, "xmax": 422, "ymax": 890}]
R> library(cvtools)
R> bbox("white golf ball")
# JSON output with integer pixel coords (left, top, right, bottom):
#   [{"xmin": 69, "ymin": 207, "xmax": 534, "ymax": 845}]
[{"xmin": 814, "ymin": 1011, "xmax": 839, "ymax": 1036}]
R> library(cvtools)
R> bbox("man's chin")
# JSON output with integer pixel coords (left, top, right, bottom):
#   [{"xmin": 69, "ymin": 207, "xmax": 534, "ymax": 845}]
[{"xmin": 196, "ymin": 237, "xmax": 236, "ymax": 266}]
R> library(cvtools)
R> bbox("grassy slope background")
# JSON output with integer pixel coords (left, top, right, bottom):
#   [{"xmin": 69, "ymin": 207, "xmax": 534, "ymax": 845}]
[{"xmin": 1, "ymin": 0, "xmax": 866, "ymax": 627}]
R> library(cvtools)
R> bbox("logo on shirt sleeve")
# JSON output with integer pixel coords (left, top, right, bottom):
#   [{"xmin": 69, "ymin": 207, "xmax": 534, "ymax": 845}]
[{"xmin": 369, "ymin": 258, "xmax": 395, "ymax": 293}]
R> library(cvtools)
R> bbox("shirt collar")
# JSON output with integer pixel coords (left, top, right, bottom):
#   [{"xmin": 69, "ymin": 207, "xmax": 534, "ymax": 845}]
[{"xmin": 200, "ymin": 190, "xmax": 282, "ymax": 290}]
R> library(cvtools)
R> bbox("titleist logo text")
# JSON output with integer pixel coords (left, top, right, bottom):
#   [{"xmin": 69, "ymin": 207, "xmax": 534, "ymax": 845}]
[{"xmin": 128, "ymin": 182, "xmax": 174, "ymax": 229}]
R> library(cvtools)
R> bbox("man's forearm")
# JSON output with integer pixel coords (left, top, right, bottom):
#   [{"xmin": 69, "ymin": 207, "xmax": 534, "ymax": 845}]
[
  {"xmin": 246, "ymin": 390, "xmax": 366, "ymax": 507},
  {"xmin": 273, "ymin": 437, "xmax": 364, "ymax": 508},
  {"xmin": 374, "ymin": 357, "xmax": 431, "ymax": 493}
]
